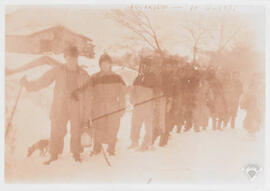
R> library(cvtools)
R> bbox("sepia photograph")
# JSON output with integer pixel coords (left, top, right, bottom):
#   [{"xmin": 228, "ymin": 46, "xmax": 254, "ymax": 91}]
[{"xmin": 4, "ymin": 3, "xmax": 266, "ymax": 185}]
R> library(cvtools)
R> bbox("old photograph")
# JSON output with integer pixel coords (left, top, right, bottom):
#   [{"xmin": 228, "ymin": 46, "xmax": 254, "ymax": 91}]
[{"xmin": 4, "ymin": 4, "xmax": 265, "ymax": 184}]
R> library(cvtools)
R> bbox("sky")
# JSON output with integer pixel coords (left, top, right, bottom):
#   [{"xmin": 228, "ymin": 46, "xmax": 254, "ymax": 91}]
[{"xmin": 5, "ymin": 5, "xmax": 265, "ymax": 59}]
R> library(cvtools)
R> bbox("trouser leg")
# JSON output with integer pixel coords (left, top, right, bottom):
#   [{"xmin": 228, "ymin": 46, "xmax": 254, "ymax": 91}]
[
  {"xmin": 152, "ymin": 98, "xmax": 163, "ymax": 142},
  {"xmin": 231, "ymin": 116, "xmax": 236, "ymax": 129},
  {"xmin": 92, "ymin": 120, "xmax": 105, "ymax": 154},
  {"xmin": 93, "ymin": 142, "xmax": 102, "ymax": 154},
  {"xmin": 130, "ymin": 109, "xmax": 143, "ymax": 144},
  {"xmin": 49, "ymin": 117, "xmax": 68, "ymax": 155},
  {"xmin": 194, "ymin": 122, "xmax": 200, "ymax": 132},
  {"xmin": 159, "ymin": 99, "xmax": 171, "ymax": 146},
  {"xmin": 231, "ymin": 105, "xmax": 238, "ymax": 129},
  {"xmin": 142, "ymin": 112, "xmax": 153, "ymax": 147},
  {"xmin": 176, "ymin": 111, "xmax": 184, "ymax": 133},
  {"xmin": 212, "ymin": 113, "xmax": 217, "ymax": 130},
  {"xmin": 108, "ymin": 117, "xmax": 121, "ymax": 154},
  {"xmin": 184, "ymin": 109, "xmax": 193, "ymax": 131},
  {"xmin": 217, "ymin": 117, "xmax": 222, "ymax": 130},
  {"xmin": 70, "ymin": 112, "xmax": 83, "ymax": 155}
]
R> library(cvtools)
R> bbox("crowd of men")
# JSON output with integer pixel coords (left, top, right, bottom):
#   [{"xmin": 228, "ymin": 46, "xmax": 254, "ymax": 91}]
[{"xmin": 19, "ymin": 46, "xmax": 263, "ymax": 165}]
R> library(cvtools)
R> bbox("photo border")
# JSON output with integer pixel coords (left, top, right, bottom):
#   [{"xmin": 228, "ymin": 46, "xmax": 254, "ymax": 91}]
[{"xmin": 1, "ymin": 0, "xmax": 269, "ymax": 190}]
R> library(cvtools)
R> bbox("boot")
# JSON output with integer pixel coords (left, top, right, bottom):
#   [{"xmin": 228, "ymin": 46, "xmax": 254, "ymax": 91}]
[
  {"xmin": 176, "ymin": 126, "xmax": 182, "ymax": 133},
  {"xmin": 107, "ymin": 145, "xmax": 116, "ymax": 156},
  {"xmin": 184, "ymin": 127, "xmax": 191, "ymax": 132},
  {"xmin": 217, "ymin": 120, "xmax": 223, "ymax": 131},
  {"xmin": 231, "ymin": 118, "xmax": 235, "ymax": 129},
  {"xmin": 212, "ymin": 118, "xmax": 217, "ymax": 131},
  {"xmin": 90, "ymin": 150, "xmax": 101, "ymax": 156},
  {"xmin": 128, "ymin": 142, "xmax": 139, "ymax": 150},
  {"xmin": 43, "ymin": 153, "xmax": 58, "ymax": 165},
  {"xmin": 159, "ymin": 133, "xmax": 169, "ymax": 147},
  {"xmin": 73, "ymin": 153, "xmax": 82, "ymax": 162},
  {"xmin": 90, "ymin": 142, "xmax": 102, "ymax": 156},
  {"xmin": 136, "ymin": 143, "xmax": 149, "ymax": 152},
  {"xmin": 194, "ymin": 125, "xmax": 200, "ymax": 132}
]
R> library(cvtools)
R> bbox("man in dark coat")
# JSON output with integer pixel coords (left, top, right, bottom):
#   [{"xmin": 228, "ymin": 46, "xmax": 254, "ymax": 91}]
[
  {"xmin": 20, "ymin": 46, "xmax": 90, "ymax": 164},
  {"xmin": 181, "ymin": 64, "xmax": 200, "ymax": 132},
  {"xmin": 193, "ymin": 70, "xmax": 211, "ymax": 132},
  {"xmin": 157, "ymin": 63, "xmax": 178, "ymax": 146},
  {"xmin": 218, "ymin": 71, "xmax": 231, "ymax": 129},
  {"xmin": 206, "ymin": 68, "xmax": 227, "ymax": 131},
  {"xmin": 90, "ymin": 54, "xmax": 126, "ymax": 156}
]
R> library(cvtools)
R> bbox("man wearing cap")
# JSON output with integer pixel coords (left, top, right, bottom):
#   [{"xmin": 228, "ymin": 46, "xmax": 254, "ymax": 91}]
[
  {"xmin": 89, "ymin": 54, "xmax": 126, "ymax": 156},
  {"xmin": 20, "ymin": 46, "xmax": 90, "ymax": 164}
]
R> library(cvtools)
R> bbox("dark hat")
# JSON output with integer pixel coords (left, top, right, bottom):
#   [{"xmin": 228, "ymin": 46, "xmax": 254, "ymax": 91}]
[{"xmin": 99, "ymin": 53, "xmax": 113, "ymax": 65}]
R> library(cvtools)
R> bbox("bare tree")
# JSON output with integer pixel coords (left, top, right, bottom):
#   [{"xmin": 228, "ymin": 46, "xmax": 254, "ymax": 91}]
[
  {"xmin": 107, "ymin": 8, "xmax": 164, "ymax": 56},
  {"xmin": 214, "ymin": 13, "xmax": 247, "ymax": 53},
  {"xmin": 177, "ymin": 12, "xmax": 252, "ymax": 68},
  {"xmin": 177, "ymin": 13, "xmax": 215, "ymax": 64}
]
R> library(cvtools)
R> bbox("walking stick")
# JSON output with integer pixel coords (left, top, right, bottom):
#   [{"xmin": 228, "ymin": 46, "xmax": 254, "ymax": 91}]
[
  {"xmin": 90, "ymin": 95, "xmax": 164, "ymax": 167},
  {"xmin": 90, "ymin": 124, "xmax": 111, "ymax": 167},
  {"xmin": 92, "ymin": 95, "xmax": 164, "ymax": 122},
  {"xmin": 101, "ymin": 145, "xmax": 111, "ymax": 167},
  {"xmin": 5, "ymin": 85, "xmax": 24, "ymax": 139}
]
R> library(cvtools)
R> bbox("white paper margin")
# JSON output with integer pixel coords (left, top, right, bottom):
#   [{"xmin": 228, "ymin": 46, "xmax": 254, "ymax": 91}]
[{"xmin": 0, "ymin": 0, "xmax": 269, "ymax": 190}]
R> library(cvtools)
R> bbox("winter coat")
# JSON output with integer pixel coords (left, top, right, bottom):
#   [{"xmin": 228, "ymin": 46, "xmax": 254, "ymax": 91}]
[
  {"xmin": 193, "ymin": 81, "xmax": 211, "ymax": 127},
  {"xmin": 240, "ymin": 89, "xmax": 261, "ymax": 133},
  {"xmin": 91, "ymin": 71, "xmax": 126, "ymax": 144},
  {"xmin": 25, "ymin": 65, "xmax": 90, "ymax": 123}
]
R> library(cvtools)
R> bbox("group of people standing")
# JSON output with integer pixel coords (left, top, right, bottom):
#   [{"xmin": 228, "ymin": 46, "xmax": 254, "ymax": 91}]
[{"xmin": 19, "ymin": 46, "xmax": 263, "ymax": 165}]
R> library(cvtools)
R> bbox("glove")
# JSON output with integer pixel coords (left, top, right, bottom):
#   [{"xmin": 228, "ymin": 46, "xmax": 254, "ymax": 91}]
[{"xmin": 126, "ymin": 103, "xmax": 134, "ymax": 112}]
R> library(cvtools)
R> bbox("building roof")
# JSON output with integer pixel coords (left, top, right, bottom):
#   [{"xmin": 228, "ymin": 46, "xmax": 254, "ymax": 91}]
[
  {"xmin": 6, "ymin": 25, "xmax": 95, "ymax": 58},
  {"xmin": 28, "ymin": 25, "xmax": 93, "ymax": 42}
]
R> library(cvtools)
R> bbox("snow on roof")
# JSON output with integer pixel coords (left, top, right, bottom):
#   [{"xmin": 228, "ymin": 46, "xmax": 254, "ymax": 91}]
[
  {"xmin": 6, "ymin": 25, "xmax": 56, "ymax": 36},
  {"xmin": 6, "ymin": 25, "xmax": 93, "ymax": 45}
]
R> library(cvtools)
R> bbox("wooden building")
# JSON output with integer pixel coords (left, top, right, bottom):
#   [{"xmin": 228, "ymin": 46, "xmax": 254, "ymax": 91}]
[{"xmin": 6, "ymin": 25, "xmax": 95, "ymax": 58}]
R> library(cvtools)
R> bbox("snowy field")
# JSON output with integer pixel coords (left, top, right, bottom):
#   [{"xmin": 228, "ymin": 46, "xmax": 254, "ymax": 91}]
[{"xmin": 5, "ymin": 53, "xmax": 264, "ymax": 184}]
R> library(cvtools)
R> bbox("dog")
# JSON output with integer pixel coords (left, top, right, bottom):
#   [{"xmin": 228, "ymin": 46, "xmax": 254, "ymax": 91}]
[{"xmin": 27, "ymin": 139, "xmax": 49, "ymax": 157}]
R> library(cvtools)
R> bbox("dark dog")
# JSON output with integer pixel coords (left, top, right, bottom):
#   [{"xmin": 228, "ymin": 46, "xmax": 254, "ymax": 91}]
[{"xmin": 27, "ymin": 139, "xmax": 49, "ymax": 157}]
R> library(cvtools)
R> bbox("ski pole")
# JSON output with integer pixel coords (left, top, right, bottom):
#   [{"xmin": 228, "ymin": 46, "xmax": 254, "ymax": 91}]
[
  {"xmin": 92, "ymin": 95, "xmax": 164, "ymax": 122},
  {"xmin": 5, "ymin": 85, "xmax": 24, "ymax": 139},
  {"xmin": 101, "ymin": 145, "xmax": 111, "ymax": 167}
]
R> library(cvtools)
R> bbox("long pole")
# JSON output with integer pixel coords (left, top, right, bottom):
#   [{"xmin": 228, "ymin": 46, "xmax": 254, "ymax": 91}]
[
  {"xmin": 5, "ymin": 85, "xmax": 23, "ymax": 139},
  {"xmin": 92, "ymin": 95, "xmax": 164, "ymax": 122}
]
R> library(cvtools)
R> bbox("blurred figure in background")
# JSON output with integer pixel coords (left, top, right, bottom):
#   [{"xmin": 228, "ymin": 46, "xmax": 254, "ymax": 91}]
[
  {"xmin": 181, "ymin": 64, "xmax": 200, "ymax": 132},
  {"xmin": 158, "ymin": 62, "xmax": 177, "ymax": 146},
  {"xmin": 218, "ymin": 71, "xmax": 231, "ymax": 129},
  {"xmin": 206, "ymin": 67, "xmax": 224, "ymax": 131},
  {"xmin": 240, "ymin": 80, "xmax": 261, "ymax": 137},
  {"xmin": 229, "ymin": 71, "xmax": 243, "ymax": 129},
  {"xmin": 193, "ymin": 70, "xmax": 211, "ymax": 132}
]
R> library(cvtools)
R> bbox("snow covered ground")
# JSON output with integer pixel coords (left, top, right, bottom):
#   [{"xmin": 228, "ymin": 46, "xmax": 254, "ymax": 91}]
[{"xmin": 5, "ymin": 53, "xmax": 265, "ymax": 184}]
